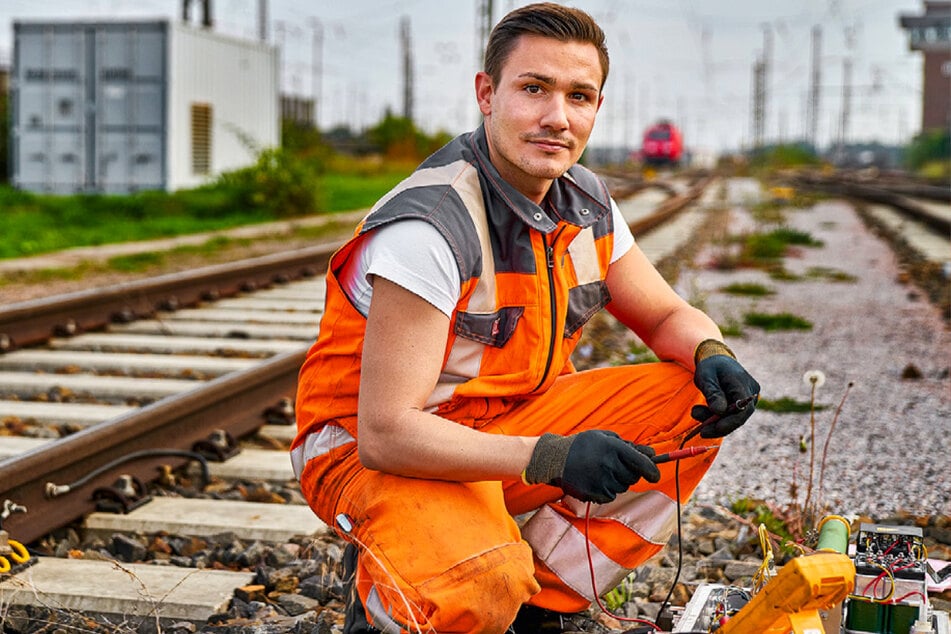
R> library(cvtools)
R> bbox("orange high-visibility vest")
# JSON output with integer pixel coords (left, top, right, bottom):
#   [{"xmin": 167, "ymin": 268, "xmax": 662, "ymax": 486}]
[{"xmin": 293, "ymin": 126, "xmax": 617, "ymax": 446}]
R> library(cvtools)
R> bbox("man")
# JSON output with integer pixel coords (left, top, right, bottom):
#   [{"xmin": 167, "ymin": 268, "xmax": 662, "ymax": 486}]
[{"xmin": 291, "ymin": 3, "xmax": 760, "ymax": 632}]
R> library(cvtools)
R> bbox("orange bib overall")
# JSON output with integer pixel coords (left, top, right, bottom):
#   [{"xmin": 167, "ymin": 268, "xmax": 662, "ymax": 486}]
[{"xmin": 292, "ymin": 128, "xmax": 714, "ymax": 633}]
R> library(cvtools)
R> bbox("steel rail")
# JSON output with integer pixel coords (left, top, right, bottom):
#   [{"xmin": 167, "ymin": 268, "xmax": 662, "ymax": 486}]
[
  {"xmin": 785, "ymin": 172, "xmax": 951, "ymax": 236},
  {"xmin": 0, "ymin": 241, "xmax": 336, "ymax": 352},
  {"xmin": 0, "ymin": 349, "xmax": 305, "ymax": 544}
]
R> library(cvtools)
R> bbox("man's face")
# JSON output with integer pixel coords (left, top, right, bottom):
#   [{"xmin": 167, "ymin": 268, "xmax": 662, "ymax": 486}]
[{"xmin": 476, "ymin": 34, "xmax": 604, "ymax": 203}]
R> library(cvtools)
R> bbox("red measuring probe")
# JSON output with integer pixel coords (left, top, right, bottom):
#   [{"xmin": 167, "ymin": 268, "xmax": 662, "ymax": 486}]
[{"xmin": 652, "ymin": 445, "xmax": 716, "ymax": 464}]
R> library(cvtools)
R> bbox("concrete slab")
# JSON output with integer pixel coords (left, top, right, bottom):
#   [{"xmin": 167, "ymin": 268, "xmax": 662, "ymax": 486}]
[
  {"xmin": 50, "ymin": 332, "xmax": 304, "ymax": 356},
  {"xmin": 160, "ymin": 308, "xmax": 319, "ymax": 325},
  {"xmin": 111, "ymin": 320, "xmax": 318, "ymax": 341},
  {"xmin": 208, "ymin": 448, "xmax": 295, "ymax": 482},
  {"xmin": 866, "ymin": 203, "xmax": 950, "ymax": 264},
  {"xmin": 0, "ymin": 371, "xmax": 201, "ymax": 400},
  {"xmin": 0, "ymin": 435, "xmax": 52, "ymax": 458},
  {"xmin": 0, "ymin": 350, "xmax": 256, "ymax": 376},
  {"xmin": 0, "ymin": 556, "xmax": 253, "ymax": 625},
  {"xmin": 0, "ymin": 399, "xmax": 134, "ymax": 425},
  {"xmin": 85, "ymin": 497, "xmax": 326, "ymax": 542},
  {"xmin": 617, "ymin": 189, "xmax": 670, "ymax": 223},
  {"xmin": 252, "ymin": 281, "xmax": 326, "ymax": 300},
  {"xmin": 211, "ymin": 297, "xmax": 325, "ymax": 312},
  {"xmin": 636, "ymin": 209, "xmax": 708, "ymax": 263},
  {"xmin": 257, "ymin": 423, "xmax": 297, "ymax": 443}
]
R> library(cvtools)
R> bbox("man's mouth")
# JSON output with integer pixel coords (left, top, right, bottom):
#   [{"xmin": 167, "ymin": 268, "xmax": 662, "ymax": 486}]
[{"xmin": 524, "ymin": 135, "xmax": 573, "ymax": 151}]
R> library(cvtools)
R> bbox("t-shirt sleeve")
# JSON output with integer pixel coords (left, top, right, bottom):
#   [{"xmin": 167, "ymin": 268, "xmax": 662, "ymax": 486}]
[
  {"xmin": 337, "ymin": 219, "xmax": 461, "ymax": 318},
  {"xmin": 610, "ymin": 197, "xmax": 635, "ymax": 263}
]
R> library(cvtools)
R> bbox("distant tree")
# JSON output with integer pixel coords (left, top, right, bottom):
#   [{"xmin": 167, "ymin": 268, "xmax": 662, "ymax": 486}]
[
  {"xmin": 749, "ymin": 143, "xmax": 821, "ymax": 169},
  {"xmin": 367, "ymin": 108, "xmax": 454, "ymax": 161},
  {"xmin": 367, "ymin": 109, "xmax": 419, "ymax": 159},
  {"xmin": 905, "ymin": 129, "xmax": 950, "ymax": 171},
  {"xmin": 281, "ymin": 119, "xmax": 331, "ymax": 171}
]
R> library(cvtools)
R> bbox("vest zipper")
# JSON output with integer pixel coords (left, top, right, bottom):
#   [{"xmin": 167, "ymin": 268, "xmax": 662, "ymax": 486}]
[{"xmin": 533, "ymin": 226, "xmax": 565, "ymax": 393}]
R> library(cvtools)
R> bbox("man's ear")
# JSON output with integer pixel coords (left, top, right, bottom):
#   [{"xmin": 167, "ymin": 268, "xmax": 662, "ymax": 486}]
[{"xmin": 475, "ymin": 71, "xmax": 493, "ymax": 117}]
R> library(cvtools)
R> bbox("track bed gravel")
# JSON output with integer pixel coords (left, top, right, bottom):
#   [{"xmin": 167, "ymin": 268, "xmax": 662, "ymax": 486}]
[{"xmin": 681, "ymin": 184, "xmax": 950, "ymax": 519}]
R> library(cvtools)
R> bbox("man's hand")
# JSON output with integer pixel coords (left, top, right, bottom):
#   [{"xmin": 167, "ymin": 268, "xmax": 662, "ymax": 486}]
[
  {"xmin": 523, "ymin": 430, "xmax": 661, "ymax": 504},
  {"xmin": 691, "ymin": 339, "xmax": 761, "ymax": 438}
]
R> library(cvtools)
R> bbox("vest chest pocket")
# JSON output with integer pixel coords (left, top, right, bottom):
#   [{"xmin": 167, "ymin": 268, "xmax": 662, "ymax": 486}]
[
  {"xmin": 564, "ymin": 280, "xmax": 611, "ymax": 337},
  {"xmin": 454, "ymin": 306, "xmax": 525, "ymax": 348}
]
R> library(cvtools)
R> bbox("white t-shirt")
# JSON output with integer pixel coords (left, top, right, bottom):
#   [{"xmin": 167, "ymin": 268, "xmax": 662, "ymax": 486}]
[{"xmin": 338, "ymin": 198, "xmax": 633, "ymax": 317}]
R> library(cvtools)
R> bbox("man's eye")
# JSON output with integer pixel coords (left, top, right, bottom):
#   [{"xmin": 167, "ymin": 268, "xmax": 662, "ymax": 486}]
[
  {"xmin": 570, "ymin": 92, "xmax": 590, "ymax": 102},
  {"xmin": 525, "ymin": 85, "xmax": 541, "ymax": 94}
]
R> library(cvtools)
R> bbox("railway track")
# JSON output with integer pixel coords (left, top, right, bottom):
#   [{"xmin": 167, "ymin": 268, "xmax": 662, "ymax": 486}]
[
  {"xmin": 0, "ymin": 173, "xmax": 711, "ymax": 622},
  {"xmin": 0, "ymin": 169, "xmax": 945, "ymax": 631},
  {"xmin": 781, "ymin": 169, "xmax": 951, "ymax": 318}
]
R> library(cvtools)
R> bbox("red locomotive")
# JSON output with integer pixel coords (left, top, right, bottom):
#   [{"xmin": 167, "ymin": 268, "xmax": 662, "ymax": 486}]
[{"xmin": 640, "ymin": 120, "xmax": 683, "ymax": 166}]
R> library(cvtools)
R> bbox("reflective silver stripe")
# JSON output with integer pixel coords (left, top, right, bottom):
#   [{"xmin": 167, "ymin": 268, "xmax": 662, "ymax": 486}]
[
  {"xmin": 567, "ymin": 226, "xmax": 600, "ymax": 285},
  {"xmin": 289, "ymin": 425, "xmax": 356, "ymax": 480},
  {"xmin": 563, "ymin": 489, "xmax": 678, "ymax": 546},
  {"xmin": 432, "ymin": 165, "xmax": 493, "ymax": 406},
  {"xmin": 368, "ymin": 160, "xmax": 471, "ymax": 214},
  {"xmin": 520, "ymin": 490, "xmax": 677, "ymax": 601},
  {"xmin": 366, "ymin": 586, "xmax": 414, "ymax": 633}
]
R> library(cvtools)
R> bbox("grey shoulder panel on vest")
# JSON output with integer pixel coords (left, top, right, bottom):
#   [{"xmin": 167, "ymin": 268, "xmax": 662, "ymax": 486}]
[{"xmin": 361, "ymin": 141, "xmax": 484, "ymax": 282}]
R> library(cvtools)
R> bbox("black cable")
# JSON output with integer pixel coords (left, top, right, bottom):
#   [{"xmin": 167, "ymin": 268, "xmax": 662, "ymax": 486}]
[
  {"xmin": 46, "ymin": 449, "xmax": 210, "ymax": 497},
  {"xmin": 654, "ymin": 433, "xmax": 690, "ymax": 629}
]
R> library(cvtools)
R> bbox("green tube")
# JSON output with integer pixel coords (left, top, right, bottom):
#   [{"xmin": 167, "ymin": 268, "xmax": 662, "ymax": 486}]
[{"xmin": 817, "ymin": 515, "xmax": 850, "ymax": 553}]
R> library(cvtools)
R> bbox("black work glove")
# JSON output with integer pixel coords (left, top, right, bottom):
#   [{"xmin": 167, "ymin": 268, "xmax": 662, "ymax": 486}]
[
  {"xmin": 523, "ymin": 430, "xmax": 661, "ymax": 504},
  {"xmin": 691, "ymin": 339, "xmax": 761, "ymax": 438}
]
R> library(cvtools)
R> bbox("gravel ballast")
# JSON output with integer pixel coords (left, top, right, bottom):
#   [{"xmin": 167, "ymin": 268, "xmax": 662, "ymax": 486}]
[{"xmin": 681, "ymin": 180, "xmax": 950, "ymax": 519}]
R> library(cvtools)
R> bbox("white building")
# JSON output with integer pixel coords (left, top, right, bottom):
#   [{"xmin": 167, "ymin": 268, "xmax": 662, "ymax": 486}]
[{"xmin": 11, "ymin": 19, "xmax": 279, "ymax": 193}]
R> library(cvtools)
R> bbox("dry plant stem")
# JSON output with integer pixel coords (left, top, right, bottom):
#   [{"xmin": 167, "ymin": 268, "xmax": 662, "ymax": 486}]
[
  {"xmin": 698, "ymin": 503, "xmax": 808, "ymax": 556},
  {"xmin": 817, "ymin": 382, "xmax": 854, "ymax": 507},
  {"xmin": 803, "ymin": 382, "xmax": 818, "ymax": 524}
]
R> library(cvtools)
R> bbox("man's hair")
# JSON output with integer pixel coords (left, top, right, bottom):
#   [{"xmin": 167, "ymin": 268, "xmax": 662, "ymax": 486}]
[{"xmin": 483, "ymin": 2, "xmax": 609, "ymax": 88}]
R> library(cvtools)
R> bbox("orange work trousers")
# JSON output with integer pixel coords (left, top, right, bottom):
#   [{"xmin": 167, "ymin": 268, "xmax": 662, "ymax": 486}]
[{"xmin": 298, "ymin": 362, "xmax": 716, "ymax": 633}]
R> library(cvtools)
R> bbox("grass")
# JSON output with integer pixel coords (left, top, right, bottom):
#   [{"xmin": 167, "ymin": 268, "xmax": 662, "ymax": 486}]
[
  {"xmin": 743, "ymin": 311, "xmax": 813, "ymax": 331},
  {"xmin": 757, "ymin": 396, "xmax": 828, "ymax": 413},
  {"xmin": 0, "ymin": 165, "xmax": 410, "ymax": 261},
  {"xmin": 805, "ymin": 266, "xmax": 857, "ymax": 283},
  {"xmin": 720, "ymin": 282, "xmax": 775, "ymax": 297},
  {"xmin": 320, "ymin": 170, "xmax": 409, "ymax": 213},
  {"xmin": 706, "ymin": 226, "xmax": 823, "ymax": 272},
  {"xmin": 744, "ymin": 227, "xmax": 823, "ymax": 261}
]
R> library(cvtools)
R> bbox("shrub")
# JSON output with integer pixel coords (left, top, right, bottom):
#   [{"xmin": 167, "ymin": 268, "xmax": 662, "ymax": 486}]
[{"xmin": 216, "ymin": 147, "xmax": 323, "ymax": 218}]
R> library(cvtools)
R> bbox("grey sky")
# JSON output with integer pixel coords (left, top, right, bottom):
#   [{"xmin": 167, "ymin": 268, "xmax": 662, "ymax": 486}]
[{"xmin": 0, "ymin": 0, "xmax": 927, "ymax": 154}]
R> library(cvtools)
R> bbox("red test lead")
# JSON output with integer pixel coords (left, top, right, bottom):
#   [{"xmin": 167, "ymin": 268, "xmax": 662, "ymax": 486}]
[{"xmin": 652, "ymin": 445, "xmax": 716, "ymax": 464}]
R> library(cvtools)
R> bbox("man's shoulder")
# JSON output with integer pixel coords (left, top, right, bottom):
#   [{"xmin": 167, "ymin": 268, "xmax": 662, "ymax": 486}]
[{"xmin": 562, "ymin": 163, "xmax": 612, "ymax": 209}]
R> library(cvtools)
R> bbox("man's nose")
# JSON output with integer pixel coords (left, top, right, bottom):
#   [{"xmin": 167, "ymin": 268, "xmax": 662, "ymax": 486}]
[{"xmin": 539, "ymin": 95, "xmax": 569, "ymax": 130}]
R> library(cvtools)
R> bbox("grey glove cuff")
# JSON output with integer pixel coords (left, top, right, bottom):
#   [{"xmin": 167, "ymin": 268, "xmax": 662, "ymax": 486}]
[{"xmin": 523, "ymin": 433, "xmax": 574, "ymax": 485}]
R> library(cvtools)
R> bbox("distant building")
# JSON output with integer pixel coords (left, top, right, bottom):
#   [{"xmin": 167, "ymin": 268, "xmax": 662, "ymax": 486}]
[
  {"xmin": 899, "ymin": 1, "xmax": 951, "ymax": 134},
  {"xmin": 281, "ymin": 94, "xmax": 315, "ymax": 128},
  {"xmin": 10, "ymin": 19, "xmax": 279, "ymax": 194}
]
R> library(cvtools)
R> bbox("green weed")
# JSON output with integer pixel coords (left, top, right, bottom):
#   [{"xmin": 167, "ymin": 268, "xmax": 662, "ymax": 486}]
[
  {"xmin": 720, "ymin": 282, "xmax": 775, "ymax": 297},
  {"xmin": 744, "ymin": 227, "xmax": 823, "ymax": 261},
  {"xmin": 718, "ymin": 319, "xmax": 744, "ymax": 338},
  {"xmin": 108, "ymin": 251, "xmax": 166, "ymax": 272},
  {"xmin": 757, "ymin": 397, "xmax": 827, "ymax": 413},
  {"xmin": 805, "ymin": 267, "xmax": 857, "ymax": 283},
  {"xmin": 743, "ymin": 312, "xmax": 813, "ymax": 331}
]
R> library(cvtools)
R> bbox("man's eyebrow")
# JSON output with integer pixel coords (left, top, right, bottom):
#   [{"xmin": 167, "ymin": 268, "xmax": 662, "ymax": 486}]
[{"xmin": 517, "ymin": 72, "xmax": 599, "ymax": 93}]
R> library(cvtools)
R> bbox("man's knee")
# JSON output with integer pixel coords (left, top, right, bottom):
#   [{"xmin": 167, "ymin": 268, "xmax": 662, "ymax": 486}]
[{"xmin": 386, "ymin": 540, "xmax": 539, "ymax": 633}]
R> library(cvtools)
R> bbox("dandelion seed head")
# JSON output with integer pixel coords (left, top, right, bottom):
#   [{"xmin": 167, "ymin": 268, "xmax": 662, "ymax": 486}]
[{"xmin": 803, "ymin": 370, "xmax": 826, "ymax": 388}]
